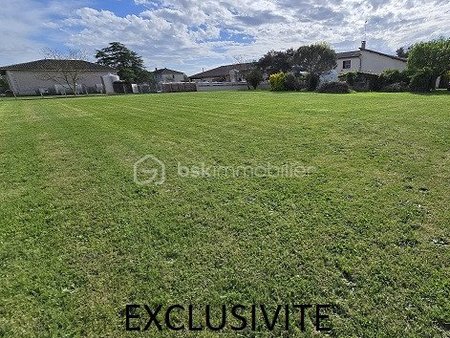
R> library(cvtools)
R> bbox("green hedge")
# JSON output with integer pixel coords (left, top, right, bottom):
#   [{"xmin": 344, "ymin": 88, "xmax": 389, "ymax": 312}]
[
  {"xmin": 410, "ymin": 68, "xmax": 435, "ymax": 92},
  {"xmin": 317, "ymin": 81, "xmax": 350, "ymax": 93}
]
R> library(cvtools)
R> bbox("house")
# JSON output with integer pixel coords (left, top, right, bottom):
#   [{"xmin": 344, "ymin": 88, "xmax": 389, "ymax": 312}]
[
  {"xmin": 151, "ymin": 68, "xmax": 187, "ymax": 84},
  {"xmin": 336, "ymin": 41, "xmax": 407, "ymax": 75},
  {"xmin": 190, "ymin": 63, "xmax": 254, "ymax": 82},
  {"xmin": 0, "ymin": 59, "xmax": 117, "ymax": 96}
]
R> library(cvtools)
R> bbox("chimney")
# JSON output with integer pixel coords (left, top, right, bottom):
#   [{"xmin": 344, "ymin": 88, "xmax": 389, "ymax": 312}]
[{"xmin": 361, "ymin": 41, "xmax": 366, "ymax": 50}]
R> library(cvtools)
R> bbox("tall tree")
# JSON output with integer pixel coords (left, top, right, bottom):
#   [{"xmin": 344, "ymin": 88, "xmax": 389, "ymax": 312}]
[
  {"xmin": 396, "ymin": 47, "xmax": 410, "ymax": 59},
  {"xmin": 408, "ymin": 37, "xmax": 450, "ymax": 85},
  {"xmin": 135, "ymin": 69, "xmax": 155, "ymax": 84},
  {"xmin": 292, "ymin": 43, "xmax": 337, "ymax": 75},
  {"xmin": 95, "ymin": 42, "xmax": 146, "ymax": 83},
  {"xmin": 257, "ymin": 49, "xmax": 294, "ymax": 74}
]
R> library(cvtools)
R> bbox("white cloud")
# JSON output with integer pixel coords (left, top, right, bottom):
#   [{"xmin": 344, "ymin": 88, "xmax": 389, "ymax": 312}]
[{"xmin": 0, "ymin": 0, "xmax": 87, "ymax": 65}]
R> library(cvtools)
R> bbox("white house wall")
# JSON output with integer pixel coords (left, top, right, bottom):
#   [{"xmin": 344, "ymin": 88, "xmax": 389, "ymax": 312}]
[
  {"xmin": 360, "ymin": 51, "xmax": 407, "ymax": 74},
  {"xmin": 5, "ymin": 70, "xmax": 117, "ymax": 96}
]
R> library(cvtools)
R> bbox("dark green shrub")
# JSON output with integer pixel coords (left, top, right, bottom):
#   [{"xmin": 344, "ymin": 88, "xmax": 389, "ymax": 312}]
[
  {"xmin": 438, "ymin": 71, "xmax": 450, "ymax": 89},
  {"xmin": 381, "ymin": 82, "xmax": 409, "ymax": 92},
  {"xmin": 340, "ymin": 72, "xmax": 383, "ymax": 91},
  {"xmin": 305, "ymin": 73, "xmax": 320, "ymax": 91},
  {"xmin": 410, "ymin": 68, "xmax": 435, "ymax": 92},
  {"xmin": 317, "ymin": 81, "xmax": 350, "ymax": 93},
  {"xmin": 368, "ymin": 74, "xmax": 383, "ymax": 91},
  {"xmin": 245, "ymin": 68, "xmax": 264, "ymax": 90},
  {"xmin": 268, "ymin": 72, "xmax": 286, "ymax": 91},
  {"xmin": 380, "ymin": 69, "xmax": 410, "ymax": 86},
  {"xmin": 284, "ymin": 74, "xmax": 302, "ymax": 91},
  {"xmin": 340, "ymin": 72, "xmax": 358, "ymax": 86}
]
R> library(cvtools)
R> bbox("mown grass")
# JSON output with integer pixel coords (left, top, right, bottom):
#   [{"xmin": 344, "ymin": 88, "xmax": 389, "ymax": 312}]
[{"xmin": 0, "ymin": 91, "xmax": 449, "ymax": 337}]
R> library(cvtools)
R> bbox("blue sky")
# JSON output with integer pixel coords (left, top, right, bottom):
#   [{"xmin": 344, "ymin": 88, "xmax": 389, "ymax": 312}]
[{"xmin": 1, "ymin": 0, "xmax": 449, "ymax": 75}]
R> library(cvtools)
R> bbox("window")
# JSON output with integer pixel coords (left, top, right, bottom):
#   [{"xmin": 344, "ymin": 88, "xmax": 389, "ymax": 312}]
[{"xmin": 343, "ymin": 60, "xmax": 352, "ymax": 69}]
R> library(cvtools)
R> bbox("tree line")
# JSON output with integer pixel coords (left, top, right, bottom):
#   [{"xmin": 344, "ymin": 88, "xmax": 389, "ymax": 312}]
[
  {"xmin": 1, "ymin": 38, "xmax": 448, "ymax": 95},
  {"xmin": 245, "ymin": 43, "xmax": 337, "ymax": 90},
  {"xmin": 245, "ymin": 38, "xmax": 450, "ymax": 93}
]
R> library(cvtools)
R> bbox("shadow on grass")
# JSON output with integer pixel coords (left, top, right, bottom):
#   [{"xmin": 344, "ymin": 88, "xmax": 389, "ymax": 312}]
[{"xmin": 411, "ymin": 89, "xmax": 450, "ymax": 96}]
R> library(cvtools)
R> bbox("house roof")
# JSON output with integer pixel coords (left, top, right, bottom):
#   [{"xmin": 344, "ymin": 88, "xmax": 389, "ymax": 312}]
[
  {"xmin": 152, "ymin": 68, "xmax": 185, "ymax": 75},
  {"xmin": 362, "ymin": 48, "xmax": 407, "ymax": 62},
  {"xmin": 336, "ymin": 51, "xmax": 361, "ymax": 59},
  {"xmin": 190, "ymin": 62, "xmax": 254, "ymax": 79},
  {"xmin": 0, "ymin": 59, "xmax": 116, "ymax": 72},
  {"xmin": 337, "ymin": 49, "xmax": 407, "ymax": 62}
]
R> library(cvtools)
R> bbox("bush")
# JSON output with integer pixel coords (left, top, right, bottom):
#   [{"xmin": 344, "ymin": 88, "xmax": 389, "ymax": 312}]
[
  {"xmin": 317, "ymin": 81, "xmax": 350, "ymax": 93},
  {"xmin": 381, "ymin": 82, "xmax": 409, "ymax": 92},
  {"xmin": 410, "ymin": 68, "xmax": 435, "ymax": 92},
  {"xmin": 284, "ymin": 74, "xmax": 302, "ymax": 91},
  {"xmin": 340, "ymin": 72, "xmax": 358, "ymax": 86},
  {"xmin": 380, "ymin": 69, "xmax": 410, "ymax": 86},
  {"xmin": 245, "ymin": 68, "xmax": 264, "ymax": 90},
  {"xmin": 339, "ymin": 72, "xmax": 384, "ymax": 91},
  {"xmin": 305, "ymin": 73, "xmax": 320, "ymax": 91},
  {"xmin": 269, "ymin": 72, "xmax": 286, "ymax": 91},
  {"xmin": 367, "ymin": 74, "xmax": 383, "ymax": 91},
  {"xmin": 438, "ymin": 70, "xmax": 450, "ymax": 89}
]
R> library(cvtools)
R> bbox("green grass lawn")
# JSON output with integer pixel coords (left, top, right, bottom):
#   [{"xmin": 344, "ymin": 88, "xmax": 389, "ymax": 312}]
[{"xmin": 0, "ymin": 91, "xmax": 449, "ymax": 337}]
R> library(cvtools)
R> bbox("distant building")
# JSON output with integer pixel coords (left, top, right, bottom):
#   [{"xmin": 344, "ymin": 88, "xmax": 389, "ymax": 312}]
[
  {"xmin": 336, "ymin": 41, "xmax": 407, "ymax": 75},
  {"xmin": 0, "ymin": 59, "xmax": 117, "ymax": 96},
  {"xmin": 190, "ymin": 63, "xmax": 254, "ymax": 82},
  {"xmin": 151, "ymin": 68, "xmax": 187, "ymax": 84}
]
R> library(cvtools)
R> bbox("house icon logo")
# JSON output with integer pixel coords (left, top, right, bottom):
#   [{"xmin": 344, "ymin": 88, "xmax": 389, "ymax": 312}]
[{"xmin": 134, "ymin": 155, "xmax": 166, "ymax": 185}]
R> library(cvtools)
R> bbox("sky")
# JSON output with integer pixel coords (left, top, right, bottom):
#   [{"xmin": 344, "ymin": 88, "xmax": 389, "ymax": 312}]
[{"xmin": 0, "ymin": 0, "xmax": 449, "ymax": 75}]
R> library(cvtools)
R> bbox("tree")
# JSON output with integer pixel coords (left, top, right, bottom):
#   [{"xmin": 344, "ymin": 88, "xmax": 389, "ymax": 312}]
[
  {"xmin": 245, "ymin": 68, "xmax": 263, "ymax": 89},
  {"xmin": 95, "ymin": 42, "xmax": 146, "ymax": 83},
  {"xmin": 257, "ymin": 49, "xmax": 294, "ymax": 74},
  {"xmin": 292, "ymin": 43, "xmax": 337, "ymax": 76},
  {"xmin": 396, "ymin": 47, "xmax": 410, "ymax": 59},
  {"xmin": 379, "ymin": 69, "xmax": 410, "ymax": 86},
  {"xmin": 135, "ymin": 69, "xmax": 155, "ymax": 85},
  {"xmin": 305, "ymin": 73, "xmax": 320, "ymax": 91},
  {"xmin": 409, "ymin": 68, "xmax": 435, "ymax": 92},
  {"xmin": 284, "ymin": 74, "xmax": 302, "ymax": 91},
  {"xmin": 39, "ymin": 48, "xmax": 89, "ymax": 96},
  {"xmin": 408, "ymin": 37, "xmax": 450, "ymax": 88}
]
